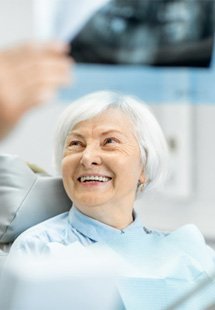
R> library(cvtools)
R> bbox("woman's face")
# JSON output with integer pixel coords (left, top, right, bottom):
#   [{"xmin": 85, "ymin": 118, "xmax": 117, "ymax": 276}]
[{"xmin": 62, "ymin": 109, "xmax": 144, "ymax": 215}]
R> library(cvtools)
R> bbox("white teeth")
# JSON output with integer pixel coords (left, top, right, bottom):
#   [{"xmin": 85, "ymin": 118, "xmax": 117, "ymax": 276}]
[{"xmin": 80, "ymin": 176, "xmax": 110, "ymax": 182}]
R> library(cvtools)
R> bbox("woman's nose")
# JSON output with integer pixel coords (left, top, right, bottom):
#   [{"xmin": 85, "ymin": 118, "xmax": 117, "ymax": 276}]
[{"xmin": 80, "ymin": 145, "xmax": 102, "ymax": 168}]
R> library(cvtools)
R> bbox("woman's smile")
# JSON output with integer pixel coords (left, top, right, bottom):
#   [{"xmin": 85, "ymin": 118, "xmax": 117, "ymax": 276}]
[{"xmin": 77, "ymin": 174, "xmax": 112, "ymax": 186}]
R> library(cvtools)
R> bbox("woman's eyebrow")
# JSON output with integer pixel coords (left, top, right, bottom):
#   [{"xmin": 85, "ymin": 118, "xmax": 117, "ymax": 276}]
[
  {"xmin": 67, "ymin": 132, "xmax": 84, "ymax": 139},
  {"xmin": 68, "ymin": 129, "xmax": 124, "ymax": 138},
  {"xmin": 67, "ymin": 129, "xmax": 126, "ymax": 139},
  {"xmin": 101, "ymin": 129, "xmax": 125, "ymax": 136}
]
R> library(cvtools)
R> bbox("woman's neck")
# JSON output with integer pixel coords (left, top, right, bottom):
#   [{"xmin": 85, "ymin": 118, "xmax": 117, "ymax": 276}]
[{"xmin": 74, "ymin": 204, "xmax": 134, "ymax": 230}]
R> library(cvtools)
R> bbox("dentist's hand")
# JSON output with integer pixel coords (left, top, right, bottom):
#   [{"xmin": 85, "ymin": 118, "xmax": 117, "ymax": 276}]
[{"xmin": 0, "ymin": 41, "xmax": 73, "ymax": 139}]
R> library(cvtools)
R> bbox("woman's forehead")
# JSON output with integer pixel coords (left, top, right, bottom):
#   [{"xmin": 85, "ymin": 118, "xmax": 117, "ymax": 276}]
[{"xmin": 70, "ymin": 109, "xmax": 134, "ymax": 133}]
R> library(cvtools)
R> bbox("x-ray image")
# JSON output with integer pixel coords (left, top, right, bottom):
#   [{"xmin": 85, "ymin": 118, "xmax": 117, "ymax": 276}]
[{"xmin": 69, "ymin": 0, "xmax": 214, "ymax": 67}]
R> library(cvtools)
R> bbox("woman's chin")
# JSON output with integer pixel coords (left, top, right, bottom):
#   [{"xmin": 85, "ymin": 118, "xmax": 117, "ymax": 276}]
[{"xmin": 73, "ymin": 194, "xmax": 109, "ymax": 209}]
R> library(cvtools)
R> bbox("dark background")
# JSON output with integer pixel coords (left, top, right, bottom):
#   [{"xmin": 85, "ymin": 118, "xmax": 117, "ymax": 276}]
[{"xmin": 69, "ymin": 0, "xmax": 214, "ymax": 67}]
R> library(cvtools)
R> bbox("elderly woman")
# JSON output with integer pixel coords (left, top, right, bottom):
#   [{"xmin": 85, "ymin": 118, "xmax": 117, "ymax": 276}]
[{"xmin": 8, "ymin": 91, "xmax": 215, "ymax": 308}]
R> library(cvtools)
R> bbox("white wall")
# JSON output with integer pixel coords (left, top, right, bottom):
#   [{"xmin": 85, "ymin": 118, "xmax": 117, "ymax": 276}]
[
  {"xmin": 0, "ymin": 0, "xmax": 34, "ymax": 48},
  {"xmin": 137, "ymin": 105, "xmax": 215, "ymax": 240}
]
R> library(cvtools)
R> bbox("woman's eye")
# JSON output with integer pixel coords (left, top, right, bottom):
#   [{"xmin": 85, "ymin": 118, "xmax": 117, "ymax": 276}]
[
  {"xmin": 104, "ymin": 137, "xmax": 119, "ymax": 145},
  {"xmin": 68, "ymin": 140, "xmax": 83, "ymax": 147}
]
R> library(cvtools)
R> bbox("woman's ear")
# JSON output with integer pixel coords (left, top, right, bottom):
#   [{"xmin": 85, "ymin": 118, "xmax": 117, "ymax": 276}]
[{"xmin": 139, "ymin": 170, "xmax": 145, "ymax": 185}]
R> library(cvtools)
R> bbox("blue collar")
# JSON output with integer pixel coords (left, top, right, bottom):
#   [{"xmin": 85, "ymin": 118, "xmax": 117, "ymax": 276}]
[{"xmin": 68, "ymin": 206, "xmax": 144, "ymax": 243}]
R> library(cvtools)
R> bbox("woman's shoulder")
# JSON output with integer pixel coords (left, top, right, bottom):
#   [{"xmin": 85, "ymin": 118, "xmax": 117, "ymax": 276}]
[
  {"xmin": 10, "ymin": 212, "xmax": 70, "ymax": 255},
  {"xmin": 150, "ymin": 223, "xmax": 207, "ymax": 243},
  {"xmin": 164, "ymin": 224, "xmax": 212, "ymax": 253},
  {"xmin": 165, "ymin": 224, "xmax": 205, "ymax": 242},
  {"xmin": 157, "ymin": 224, "xmax": 215, "ymax": 272},
  {"xmin": 19, "ymin": 211, "xmax": 69, "ymax": 238}
]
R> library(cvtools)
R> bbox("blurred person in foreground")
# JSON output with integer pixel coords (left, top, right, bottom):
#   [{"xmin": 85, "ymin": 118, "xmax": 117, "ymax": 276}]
[
  {"xmin": 7, "ymin": 90, "xmax": 215, "ymax": 309},
  {"xmin": 0, "ymin": 41, "xmax": 72, "ymax": 140}
]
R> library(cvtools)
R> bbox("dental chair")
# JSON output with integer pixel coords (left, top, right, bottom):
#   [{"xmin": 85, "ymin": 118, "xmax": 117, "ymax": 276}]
[{"xmin": 0, "ymin": 154, "xmax": 71, "ymax": 273}]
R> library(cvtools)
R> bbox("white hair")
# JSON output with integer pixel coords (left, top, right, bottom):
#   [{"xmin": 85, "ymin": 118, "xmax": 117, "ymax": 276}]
[{"xmin": 53, "ymin": 90, "xmax": 169, "ymax": 198}]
